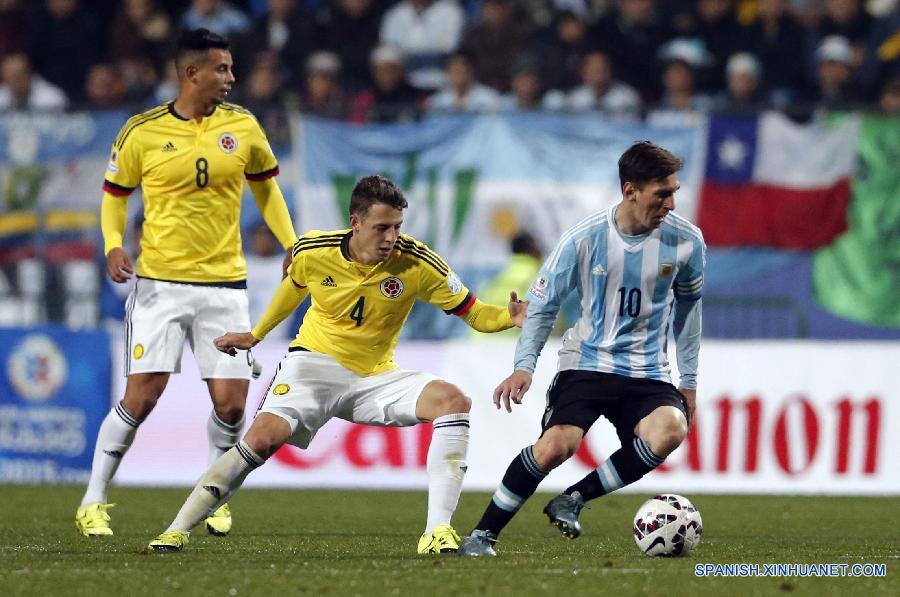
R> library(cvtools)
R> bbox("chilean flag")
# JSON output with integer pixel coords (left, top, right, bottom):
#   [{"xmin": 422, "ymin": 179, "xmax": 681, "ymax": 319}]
[{"xmin": 697, "ymin": 112, "xmax": 860, "ymax": 249}]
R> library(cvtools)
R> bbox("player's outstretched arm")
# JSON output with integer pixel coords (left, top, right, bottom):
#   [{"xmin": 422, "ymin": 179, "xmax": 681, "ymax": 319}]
[
  {"xmin": 214, "ymin": 332, "xmax": 259, "ymax": 356},
  {"xmin": 101, "ymin": 193, "xmax": 133, "ymax": 282},
  {"xmin": 493, "ymin": 370, "xmax": 533, "ymax": 413}
]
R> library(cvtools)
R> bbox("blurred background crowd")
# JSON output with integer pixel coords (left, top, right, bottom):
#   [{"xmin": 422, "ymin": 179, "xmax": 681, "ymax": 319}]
[{"xmin": 1, "ymin": 0, "xmax": 899, "ymax": 136}]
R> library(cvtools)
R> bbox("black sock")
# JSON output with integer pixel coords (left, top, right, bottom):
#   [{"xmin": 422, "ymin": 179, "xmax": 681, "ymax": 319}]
[
  {"xmin": 473, "ymin": 446, "xmax": 547, "ymax": 537},
  {"xmin": 565, "ymin": 436, "xmax": 664, "ymax": 501}
]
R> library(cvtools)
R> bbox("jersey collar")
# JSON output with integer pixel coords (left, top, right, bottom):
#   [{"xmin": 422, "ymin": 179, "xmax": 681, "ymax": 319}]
[{"xmin": 168, "ymin": 101, "xmax": 217, "ymax": 121}]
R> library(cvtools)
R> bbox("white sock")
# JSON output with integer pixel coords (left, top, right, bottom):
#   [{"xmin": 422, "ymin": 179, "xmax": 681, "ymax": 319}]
[
  {"xmin": 206, "ymin": 411, "xmax": 244, "ymax": 466},
  {"xmin": 80, "ymin": 402, "xmax": 141, "ymax": 506},
  {"xmin": 424, "ymin": 413, "xmax": 470, "ymax": 534},
  {"xmin": 166, "ymin": 441, "xmax": 264, "ymax": 532}
]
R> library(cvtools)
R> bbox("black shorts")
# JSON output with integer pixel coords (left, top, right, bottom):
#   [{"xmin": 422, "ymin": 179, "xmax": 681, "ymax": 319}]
[{"xmin": 541, "ymin": 370, "xmax": 689, "ymax": 444}]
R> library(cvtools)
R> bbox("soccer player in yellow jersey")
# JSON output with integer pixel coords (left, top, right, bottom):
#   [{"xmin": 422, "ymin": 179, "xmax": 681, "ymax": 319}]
[
  {"xmin": 147, "ymin": 175, "xmax": 528, "ymax": 554},
  {"xmin": 75, "ymin": 30, "xmax": 298, "ymax": 538}
]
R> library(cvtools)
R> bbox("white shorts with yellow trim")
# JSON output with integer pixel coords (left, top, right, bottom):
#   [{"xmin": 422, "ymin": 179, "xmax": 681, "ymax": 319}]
[
  {"xmin": 124, "ymin": 277, "xmax": 252, "ymax": 379},
  {"xmin": 257, "ymin": 349, "xmax": 437, "ymax": 449}
]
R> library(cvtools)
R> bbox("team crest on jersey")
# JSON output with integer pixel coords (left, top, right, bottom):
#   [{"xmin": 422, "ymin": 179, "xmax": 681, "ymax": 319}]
[
  {"xmin": 218, "ymin": 132, "xmax": 237, "ymax": 154},
  {"xmin": 659, "ymin": 263, "xmax": 674, "ymax": 277},
  {"xmin": 447, "ymin": 271, "xmax": 462, "ymax": 294},
  {"xmin": 380, "ymin": 277, "xmax": 404, "ymax": 298}
]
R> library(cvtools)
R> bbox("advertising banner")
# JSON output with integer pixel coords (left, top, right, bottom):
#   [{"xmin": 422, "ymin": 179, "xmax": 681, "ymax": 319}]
[
  {"xmin": 113, "ymin": 338, "xmax": 899, "ymax": 495},
  {"xmin": 0, "ymin": 327, "xmax": 110, "ymax": 483}
]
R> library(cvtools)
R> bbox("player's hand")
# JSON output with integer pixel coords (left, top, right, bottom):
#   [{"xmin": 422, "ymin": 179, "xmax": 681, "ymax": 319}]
[
  {"xmin": 214, "ymin": 331, "xmax": 260, "ymax": 356},
  {"xmin": 507, "ymin": 291, "xmax": 529, "ymax": 327},
  {"xmin": 106, "ymin": 247, "xmax": 133, "ymax": 283},
  {"xmin": 678, "ymin": 387, "xmax": 696, "ymax": 427},
  {"xmin": 493, "ymin": 370, "xmax": 533, "ymax": 413},
  {"xmin": 281, "ymin": 250, "xmax": 292, "ymax": 280}
]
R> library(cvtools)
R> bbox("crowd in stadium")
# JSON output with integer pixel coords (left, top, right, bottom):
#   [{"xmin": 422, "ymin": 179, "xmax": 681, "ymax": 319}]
[{"xmin": 0, "ymin": 0, "xmax": 898, "ymax": 125}]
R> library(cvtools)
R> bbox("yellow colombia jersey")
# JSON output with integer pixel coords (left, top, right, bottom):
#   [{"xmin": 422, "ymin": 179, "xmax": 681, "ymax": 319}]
[
  {"xmin": 103, "ymin": 102, "xmax": 279, "ymax": 283},
  {"xmin": 288, "ymin": 230, "xmax": 475, "ymax": 376}
]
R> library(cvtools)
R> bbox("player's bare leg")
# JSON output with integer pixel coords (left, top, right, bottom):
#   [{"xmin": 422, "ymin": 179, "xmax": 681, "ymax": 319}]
[
  {"xmin": 149, "ymin": 413, "xmax": 290, "ymax": 551},
  {"xmin": 414, "ymin": 381, "xmax": 471, "ymax": 554},
  {"xmin": 77, "ymin": 373, "xmax": 169, "ymax": 536},
  {"xmin": 203, "ymin": 378, "xmax": 249, "ymax": 535}
]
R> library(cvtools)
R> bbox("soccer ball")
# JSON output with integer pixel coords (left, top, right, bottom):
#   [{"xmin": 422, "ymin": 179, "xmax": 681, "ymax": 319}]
[{"xmin": 632, "ymin": 494, "xmax": 703, "ymax": 556}]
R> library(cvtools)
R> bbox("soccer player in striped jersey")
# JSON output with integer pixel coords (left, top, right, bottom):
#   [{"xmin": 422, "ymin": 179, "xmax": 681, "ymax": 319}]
[
  {"xmin": 459, "ymin": 141, "xmax": 705, "ymax": 556},
  {"xmin": 147, "ymin": 175, "xmax": 528, "ymax": 554},
  {"xmin": 75, "ymin": 29, "xmax": 298, "ymax": 538}
]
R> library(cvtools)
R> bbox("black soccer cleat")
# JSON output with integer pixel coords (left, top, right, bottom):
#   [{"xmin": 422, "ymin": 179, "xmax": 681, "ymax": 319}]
[{"xmin": 543, "ymin": 492, "xmax": 587, "ymax": 539}]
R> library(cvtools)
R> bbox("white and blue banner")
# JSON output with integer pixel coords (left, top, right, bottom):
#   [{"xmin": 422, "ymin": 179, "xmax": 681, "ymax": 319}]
[
  {"xmin": 296, "ymin": 113, "xmax": 704, "ymax": 271},
  {"xmin": 0, "ymin": 327, "xmax": 110, "ymax": 483}
]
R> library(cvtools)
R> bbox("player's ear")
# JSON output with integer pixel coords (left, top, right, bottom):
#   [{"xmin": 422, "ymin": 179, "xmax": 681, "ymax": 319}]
[{"xmin": 349, "ymin": 213, "xmax": 360, "ymax": 233}]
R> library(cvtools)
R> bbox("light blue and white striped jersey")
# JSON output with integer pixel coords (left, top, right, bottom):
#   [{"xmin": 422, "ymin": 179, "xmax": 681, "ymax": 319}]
[{"xmin": 515, "ymin": 205, "xmax": 705, "ymax": 383}]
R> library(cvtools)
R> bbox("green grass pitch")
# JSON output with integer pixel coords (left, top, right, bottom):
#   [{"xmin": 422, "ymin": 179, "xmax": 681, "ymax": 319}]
[{"xmin": 0, "ymin": 485, "xmax": 895, "ymax": 596}]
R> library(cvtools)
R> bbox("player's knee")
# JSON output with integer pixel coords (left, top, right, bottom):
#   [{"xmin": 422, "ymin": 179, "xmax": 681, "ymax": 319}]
[
  {"xmin": 214, "ymin": 404, "xmax": 245, "ymax": 425},
  {"xmin": 645, "ymin": 411, "xmax": 688, "ymax": 457},
  {"xmin": 533, "ymin": 432, "xmax": 578, "ymax": 470},
  {"xmin": 430, "ymin": 383, "xmax": 471, "ymax": 415}
]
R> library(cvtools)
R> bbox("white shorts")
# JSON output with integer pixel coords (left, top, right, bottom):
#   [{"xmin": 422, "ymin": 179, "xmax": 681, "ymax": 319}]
[
  {"xmin": 124, "ymin": 277, "xmax": 252, "ymax": 379},
  {"xmin": 257, "ymin": 350, "xmax": 438, "ymax": 449}
]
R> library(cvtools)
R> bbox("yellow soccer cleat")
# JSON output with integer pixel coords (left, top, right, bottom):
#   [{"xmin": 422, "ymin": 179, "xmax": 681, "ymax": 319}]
[
  {"xmin": 148, "ymin": 530, "xmax": 190, "ymax": 552},
  {"xmin": 205, "ymin": 503, "xmax": 232, "ymax": 536},
  {"xmin": 75, "ymin": 503, "xmax": 115, "ymax": 537},
  {"xmin": 417, "ymin": 523, "xmax": 461, "ymax": 554}
]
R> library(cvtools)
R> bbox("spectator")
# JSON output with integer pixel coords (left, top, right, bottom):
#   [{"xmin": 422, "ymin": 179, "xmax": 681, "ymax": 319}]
[
  {"xmin": 241, "ymin": 52, "xmax": 291, "ymax": 143},
  {"xmin": 182, "ymin": 0, "xmax": 250, "ymax": 37},
  {"xmin": 740, "ymin": 0, "xmax": 806, "ymax": 104},
  {"xmin": 810, "ymin": 35, "xmax": 864, "ymax": 109},
  {"xmin": 316, "ymin": 0, "xmax": 384, "ymax": 91},
  {"xmin": 350, "ymin": 45, "xmax": 423, "ymax": 123},
  {"xmin": 380, "ymin": 0, "xmax": 466, "ymax": 90},
  {"xmin": 108, "ymin": 0, "xmax": 171, "ymax": 67},
  {"xmin": 499, "ymin": 57, "xmax": 546, "ymax": 110},
  {"xmin": 153, "ymin": 58, "xmax": 178, "ymax": 104},
  {"xmin": 879, "ymin": 75, "xmax": 900, "ymax": 112},
  {"xmin": 233, "ymin": 0, "xmax": 317, "ymax": 91},
  {"xmin": 82, "ymin": 63, "xmax": 128, "ymax": 109},
  {"xmin": 472, "ymin": 231, "xmax": 543, "ymax": 339},
  {"xmin": 543, "ymin": 50, "xmax": 642, "ymax": 119},
  {"xmin": 118, "ymin": 55, "xmax": 160, "ymax": 106},
  {"xmin": 460, "ymin": 0, "xmax": 535, "ymax": 92},
  {"xmin": 656, "ymin": 38, "xmax": 714, "ymax": 111},
  {"xmin": 711, "ymin": 52, "xmax": 771, "ymax": 111},
  {"xmin": 0, "ymin": 0, "xmax": 29, "ymax": 65},
  {"xmin": 539, "ymin": 9, "xmax": 592, "ymax": 91},
  {"xmin": 28, "ymin": 0, "xmax": 103, "ymax": 102},
  {"xmin": 0, "ymin": 52, "xmax": 68, "ymax": 111},
  {"xmin": 298, "ymin": 50, "xmax": 348, "ymax": 119},
  {"xmin": 427, "ymin": 52, "xmax": 501, "ymax": 113},
  {"xmin": 674, "ymin": 0, "xmax": 748, "ymax": 92},
  {"xmin": 590, "ymin": 0, "xmax": 675, "ymax": 101}
]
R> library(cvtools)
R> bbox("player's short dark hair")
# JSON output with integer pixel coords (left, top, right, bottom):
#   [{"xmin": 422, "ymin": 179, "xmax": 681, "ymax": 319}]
[
  {"xmin": 349, "ymin": 175, "xmax": 408, "ymax": 217},
  {"xmin": 618, "ymin": 141, "xmax": 683, "ymax": 190},
  {"xmin": 175, "ymin": 28, "xmax": 230, "ymax": 70}
]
